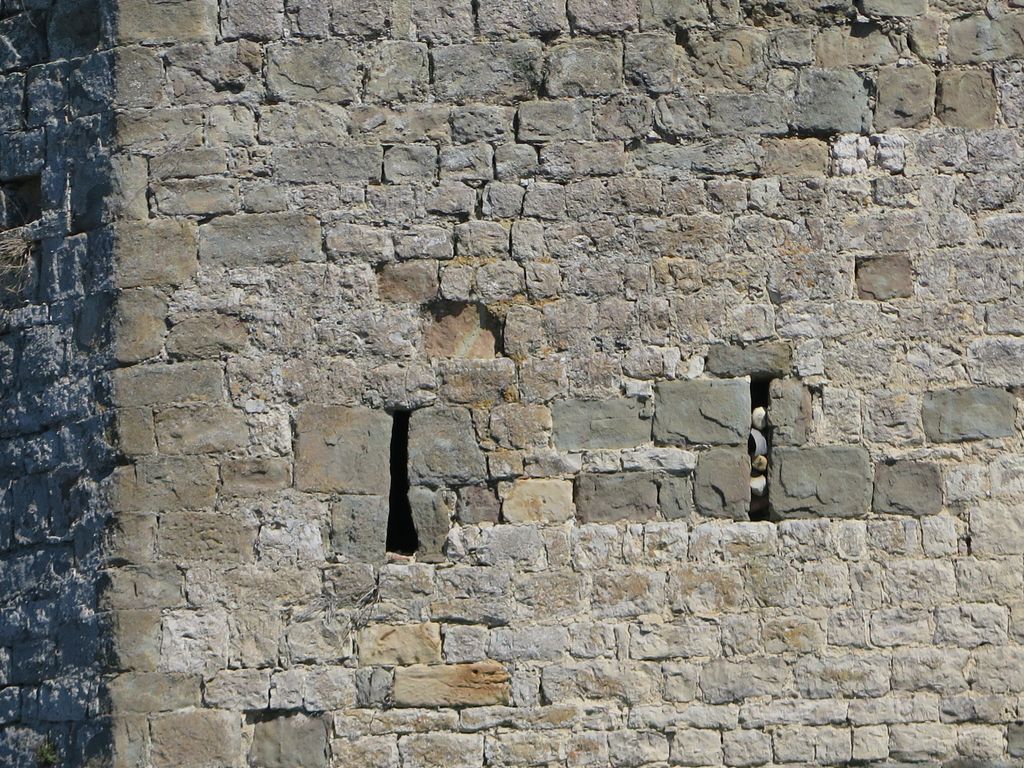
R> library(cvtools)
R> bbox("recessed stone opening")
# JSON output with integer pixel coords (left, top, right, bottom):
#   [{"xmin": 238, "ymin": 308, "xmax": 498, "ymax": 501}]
[
  {"xmin": 2, "ymin": 175, "xmax": 42, "ymax": 229},
  {"xmin": 749, "ymin": 377, "xmax": 772, "ymax": 521},
  {"xmin": 386, "ymin": 410, "xmax": 418, "ymax": 555}
]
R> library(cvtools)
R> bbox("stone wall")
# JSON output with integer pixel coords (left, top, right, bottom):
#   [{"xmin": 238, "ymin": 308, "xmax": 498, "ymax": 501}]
[
  {"xmin": 5, "ymin": 0, "xmax": 1024, "ymax": 764},
  {"xmin": 0, "ymin": 0, "xmax": 125, "ymax": 764}
]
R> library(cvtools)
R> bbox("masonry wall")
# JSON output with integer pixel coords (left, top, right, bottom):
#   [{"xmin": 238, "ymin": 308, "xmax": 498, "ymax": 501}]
[
  {"xmin": 0, "ymin": 0, "xmax": 128, "ymax": 764},
  {"xmin": 6, "ymin": 0, "xmax": 1024, "ymax": 764}
]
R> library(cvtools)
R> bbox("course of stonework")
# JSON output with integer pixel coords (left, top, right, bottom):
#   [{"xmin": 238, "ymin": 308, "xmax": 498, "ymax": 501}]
[{"xmin": 3, "ymin": 0, "xmax": 1024, "ymax": 764}]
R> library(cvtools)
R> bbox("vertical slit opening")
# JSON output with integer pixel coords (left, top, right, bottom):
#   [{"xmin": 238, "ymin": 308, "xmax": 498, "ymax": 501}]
[
  {"xmin": 749, "ymin": 378, "xmax": 772, "ymax": 522},
  {"xmin": 386, "ymin": 410, "xmax": 418, "ymax": 555}
]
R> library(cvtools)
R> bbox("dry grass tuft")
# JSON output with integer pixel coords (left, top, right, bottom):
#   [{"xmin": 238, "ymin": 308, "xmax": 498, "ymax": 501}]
[{"xmin": 0, "ymin": 228, "xmax": 34, "ymax": 296}]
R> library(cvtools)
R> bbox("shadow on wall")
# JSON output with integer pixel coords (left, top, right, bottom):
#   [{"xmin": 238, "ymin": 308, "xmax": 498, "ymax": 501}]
[{"xmin": 0, "ymin": 0, "xmax": 121, "ymax": 764}]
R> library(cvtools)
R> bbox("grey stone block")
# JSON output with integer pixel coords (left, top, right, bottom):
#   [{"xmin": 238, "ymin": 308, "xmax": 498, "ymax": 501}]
[
  {"xmin": 694, "ymin": 448, "xmax": 750, "ymax": 520},
  {"xmin": 249, "ymin": 715, "xmax": 328, "ymax": 768},
  {"xmin": 770, "ymin": 446, "xmax": 873, "ymax": 519},
  {"xmin": 408, "ymin": 407, "xmax": 487, "ymax": 487},
  {"xmin": 432, "ymin": 42, "xmax": 543, "ymax": 103},
  {"xmin": 654, "ymin": 379, "xmax": 751, "ymax": 446},
  {"xmin": 660, "ymin": 475, "xmax": 695, "ymax": 520},
  {"xmin": 331, "ymin": 495, "xmax": 389, "ymax": 563},
  {"xmin": 874, "ymin": 65, "xmax": 935, "ymax": 130},
  {"xmin": 705, "ymin": 343, "xmax": 792, "ymax": 379},
  {"xmin": 768, "ymin": 379, "xmax": 811, "ymax": 447},
  {"xmin": 575, "ymin": 472, "xmax": 659, "ymax": 523},
  {"xmin": 552, "ymin": 398, "xmax": 650, "ymax": 450},
  {"xmin": 873, "ymin": 461, "xmax": 942, "ymax": 516},
  {"xmin": 294, "ymin": 406, "xmax": 392, "ymax": 495},
  {"xmin": 793, "ymin": 68, "xmax": 870, "ymax": 134},
  {"xmin": 267, "ymin": 41, "xmax": 360, "ymax": 102},
  {"xmin": 546, "ymin": 41, "xmax": 623, "ymax": 97},
  {"xmin": 408, "ymin": 486, "xmax": 454, "ymax": 562},
  {"xmin": 922, "ymin": 387, "xmax": 1017, "ymax": 442}
]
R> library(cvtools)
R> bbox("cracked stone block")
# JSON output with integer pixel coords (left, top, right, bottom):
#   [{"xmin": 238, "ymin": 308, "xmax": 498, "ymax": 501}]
[
  {"xmin": 654, "ymin": 379, "xmax": 750, "ymax": 446},
  {"xmin": 770, "ymin": 447, "xmax": 873, "ymax": 519},
  {"xmin": 694, "ymin": 448, "xmax": 750, "ymax": 520},
  {"xmin": 873, "ymin": 461, "xmax": 943, "ymax": 516},
  {"xmin": 922, "ymin": 387, "xmax": 1017, "ymax": 442}
]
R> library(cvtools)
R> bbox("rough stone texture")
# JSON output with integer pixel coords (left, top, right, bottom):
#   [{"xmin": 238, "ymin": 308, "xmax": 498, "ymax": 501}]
[
  {"xmin": 7, "ymin": 0, "xmax": 1024, "ymax": 764},
  {"xmin": 654, "ymin": 379, "xmax": 751, "ymax": 446},
  {"xmin": 770, "ymin": 447, "xmax": 873, "ymax": 519}
]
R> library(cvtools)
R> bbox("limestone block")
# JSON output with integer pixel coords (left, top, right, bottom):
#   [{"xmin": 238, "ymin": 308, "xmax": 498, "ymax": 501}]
[
  {"xmin": 654, "ymin": 379, "xmax": 750, "ymax": 446},
  {"xmin": 158, "ymin": 509, "xmax": 257, "ymax": 563},
  {"xmin": 424, "ymin": 303, "xmax": 498, "ymax": 359},
  {"xmin": 199, "ymin": 213, "xmax": 321, "ymax": 268},
  {"xmin": 700, "ymin": 659, "xmax": 792, "ymax": 704},
  {"xmin": 500, "ymin": 479, "xmax": 574, "ymax": 523},
  {"xmin": 167, "ymin": 314, "xmax": 247, "ymax": 360},
  {"xmin": 358, "ymin": 623, "xmax": 442, "ymax": 666},
  {"xmin": 875, "ymin": 65, "xmax": 935, "ymax": 130},
  {"xmin": 660, "ymin": 475, "xmax": 695, "ymax": 520},
  {"xmin": 723, "ymin": 729, "xmax": 772, "ymax": 767},
  {"xmin": 411, "ymin": 0, "xmax": 474, "ymax": 43},
  {"xmin": 568, "ymin": 0, "xmax": 638, "ymax": 33},
  {"xmin": 970, "ymin": 502, "xmax": 1024, "ymax": 555},
  {"xmin": 384, "ymin": 145, "xmax": 438, "ymax": 183},
  {"xmin": 546, "ymin": 41, "xmax": 623, "ymax": 97},
  {"xmin": 367, "ymin": 41, "xmax": 429, "ymax": 102},
  {"xmin": 705, "ymin": 343, "xmax": 792, "ymax": 379},
  {"xmin": 118, "ymin": 0, "xmax": 218, "ymax": 43},
  {"xmin": 938, "ymin": 70, "xmax": 998, "ymax": 128},
  {"xmin": 640, "ymin": 0, "xmax": 709, "ymax": 28},
  {"xmin": 629, "ymin": 619, "xmax": 720, "ymax": 659},
  {"xmin": 408, "ymin": 486, "xmax": 454, "ymax": 562},
  {"xmin": 552, "ymin": 398, "xmax": 650, "ymax": 450},
  {"xmin": 873, "ymin": 461, "xmax": 942, "ymax": 516},
  {"xmin": 107, "ymin": 672, "xmax": 200, "ymax": 713},
  {"xmin": 294, "ymin": 405, "xmax": 392, "ymax": 494},
  {"xmin": 329, "ymin": 0, "xmax": 391, "ymax": 36},
  {"xmin": 112, "ymin": 457, "xmax": 219, "ymax": 512},
  {"xmin": 154, "ymin": 405, "xmax": 248, "ymax": 454},
  {"xmin": 793, "ymin": 68, "xmax": 870, "ymax": 134},
  {"xmin": 399, "ymin": 733, "xmax": 484, "ymax": 768},
  {"xmin": 862, "ymin": 0, "xmax": 925, "ymax": 14},
  {"xmin": 221, "ymin": 458, "xmax": 291, "ymax": 497},
  {"xmin": 112, "ymin": 220, "xmax": 197, "ymax": 288},
  {"xmin": 433, "ymin": 42, "xmax": 543, "ymax": 103},
  {"xmin": 889, "ymin": 723, "xmax": 956, "ymax": 761},
  {"xmin": 768, "ymin": 379, "xmax": 811, "ymax": 447},
  {"xmin": 440, "ymin": 143, "xmax": 494, "ymax": 182},
  {"xmin": 408, "ymin": 407, "xmax": 487, "ymax": 487},
  {"xmin": 770, "ymin": 447, "xmax": 873, "ymax": 519},
  {"xmin": 694, "ymin": 448, "xmax": 750, "ymax": 520},
  {"xmin": 456, "ymin": 486, "xmax": 500, "ymax": 525},
  {"xmin": 856, "ymin": 255, "xmax": 914, "ymax": 300},
  {"xmin": 267, "ymin": 41, "xmax": 360, "ymax": 102},
  {"xmin": 968, "ymin": 337, "xmax": 1024, "ymax": 387},
  {"xmin": 948, "ymin": 14, "xmax": 1024, "ymax": 64},
  {"xmin": 114, "ymin": 289, "xmax": 168, "ymax": 363},
  {"xmin": 249, "ymin": 715, "xmax": 328, "ymax": 768},
  {"xmin": 478, "ymin": 0, "xmax": 568, "ymax": 38},
  {"xmin": 392, "ymin": 661, "xmax": 510, "ymax": 707},
  {"xmin": 222, "ymin": 0, "xmax": 282, "ymax": 39},
  {"xmin": 922, "ymin": 387, "xmax": 1017, "ymax": 442},
  {"xmin": 575, "ymin": 472, "xmax": 659, "ymax": 522},
  {"xmin": 204, "ymin": 669, "xmax": 272, "ymax": 710},
  {"xmin": 377, "ymin": 262, "xmax": 439, "ymax": 303}
]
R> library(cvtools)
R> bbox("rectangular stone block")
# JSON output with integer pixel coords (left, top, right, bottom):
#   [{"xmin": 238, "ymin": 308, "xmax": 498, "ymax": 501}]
[
  {"xmin": 552, "ymin": 398, "xmax": 650, "ymax": 450},
  {"xmin": 970, "ymin": 502, "xmax": 1024, "ymax": 555},
  {"xmin": 221, "ymin": 458, "xmax": 291, "ymax": 496},
  {"xmin": 111, "ymin": 361, "xmax": 223, "ymax": 407},
  {"xmin": 500, "ymin": 479, "xmax": 574, "ymax": 523},
  {"xmin": 392, "ymin": 661, "xmax": 510, "ymax": 707},
  {"xmin": 433, "ymin": 42, "xmax": 542, "ymax": 103},
  {"xmin": 357, "ymin": 623, "xmax": 442, "ymax": 666},
  {"xmin": 111, "ymin": 457, "xmax": 219, "ymax": 512},
  {"xmin": 150, "ymin": 709, "xmax": 241, "ymax": 768},
  {"xmin": 873, "ymin": 461, "xmax": 942, "ymax": 516},
  {"xmin": 654, "ymin": 379, "xmax": 750, "ymax": 445},
  {"xmin": 694, "ymin": 448, "xmax": 750, "ymax": 520},
  {"xmin": 267, "ymin": 41, "xmax": 360, "ymax": 101},
  {"xmin": 199, "ymin": 212, "xmax": 322, "ymax": 268},
  {"xmin": 118, "ymin": 0, "xmax": 217, "ymax": 43},
  {"xmin": 922, "ymin": 387, "xmax": 1017, "ymax": 442},
  {"xmin": 272, "ymin": 144, "xmax": 383, "ymax": 184},
  {"xmin": 407, "ymin": 407, "xmax": 487, "ymax": 487},
  {"xmin": 107, "ymin": 672, "xmax": 200, "ymax": 713},
  {"xmin": 295, "ymin": 405, "xmax": 392, "ymax": 494},
  {"xmin": 154, "ymin": 405, "xmax": 248, "ymax": 454},
  {"xmin": 575, "ymin": 472, "xmax": 659, "ymax": 523},
  {"xmin": 112, "ymin": 220, "xmax": 198, "ymax": 288},
  {"xmin": 250, "ymin": 715, "xmax": 328, "ymax": 768},
  {"xmin": 705, "ymin": 343, "xmax": 792, "ymax": 379},
  {"xmin": 399, "ymin": 733, "xmax": 484, "ymax": 768},
  {"xmin": 770, "ymin": 447, "xmax": 873, "ymax": 519},
  {"xmin": 546, "ymin": 41, "xmax": 624, "ymax": 97}
]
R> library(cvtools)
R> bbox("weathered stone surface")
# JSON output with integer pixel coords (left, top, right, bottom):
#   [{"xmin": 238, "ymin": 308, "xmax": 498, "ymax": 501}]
[
  {"xmin": 392, "ymin": 662, "xmax": 511, "ymax": 707},
  {"xmin": 970, "ymin": 502, "xmax": 1024, "ymax": 555},
  {"xmin": 856, "ymin": 255, "xmax": 914, "ymax": 300},
  {"xmin": 166, "ymin": 314, "xmax": 247, "ymax": 359},
  {"xmin": 330, "ymin": 495, "xmax": 389, "ymax": 562},
  {"xmin": 294, "ymin": 405, "xmax": 392, "ymax": 494},
  {"xmin": 705, "ymin": 343, "xmax": 792, "ymax": 379},
  {"xmin": 114, "ymin": 289, "xmax": 168, "ymax": 363},
  {"xmin": 267, "ymin": 41, "xmax": 360, "ymax": 101},
  {"xmin": 873, "ymin": 461, "xmax": 943, "ymax": 516},
  {"xmin": 111, "ymin": 362, "xmax": 223, "ymax": 407},
  {"xmin": 768, "ymin": 379, "xmax": 811, "ymax": 447},
  {"xmin": 358, "ymin": 623, "xmax": 442, "ymax": 666},
  {"xmin": 501, "ymin": 479, "xmax": 574, "ymax": 523},
  {"xmin": 552, "ymin": 398, "xmax": 650, "ymax": 450},
  {"xmin": 793, "ymin": 68, "xmax": 870, "ymax": 134},
  {"xmin": 199, "ymin": 213, "xmax": 321, "ymax": 268},
  {"xmin": 250, "ymin": 715, "xmax": 328, "ymax": 768},
  {"xmin": 938, "ymin": 70, "xmax": 998, "ymax": 128},
  {"xmin": 408, "ymin": 486, "xmax": 454, "ymax": 562},
  {"xmin": 546, "ymin": 41, "xmax": 623, "ymax": 97},
  {"xmin": 433, "ymin": 42, "xmax": 542, "ymax": 103},
  {"xmin": 112, "ymin": 220, "xmax": 198, "ymax": 288},
  {"xmin": 118, "ymin": 0, "xmax": 218, "ymax": 43},
  {"xmin": 874, "ymin": 65, "xmax": 935, "ymax": 130},
  {"xmin": 575, "ymin": 472, "xmax": 659, "ymax": 522},
  {"xmin": 694, "ymin": 448, "xmax": 750, "ymax": 520},
  {"xmin": 968, "ymin": 337, "xmax": 1024, "ymax": 387},
  {"xmin": 424, "ymin": 303, "xmax": 498, "ymax": 359},
  {"xmin": 408, "ymin": 407, "xmax": 487, "ymax": 487},
  {"xmin": 770, "ymin": 447, "xmax": 873, "ymax": 519},
  {"xmin": 654, "ymin": 379, "xmax": 750, "ymax": 446},
  {"xmin": 922, "ymin": 388, "xmax": 1017, "ymax": 442}
]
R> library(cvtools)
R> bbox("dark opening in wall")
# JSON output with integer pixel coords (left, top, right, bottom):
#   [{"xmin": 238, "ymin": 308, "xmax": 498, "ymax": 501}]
[
  {"xmin": 749, "ymin": 378, "xmax": 772, "ymax": 521},
  {"xmin": 386, "ymin": 410, "xmax": 418, "ymax": 555},
  {"xmin": 2, "ymin": 175, "xmax": 42, "ymax": 229}
]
